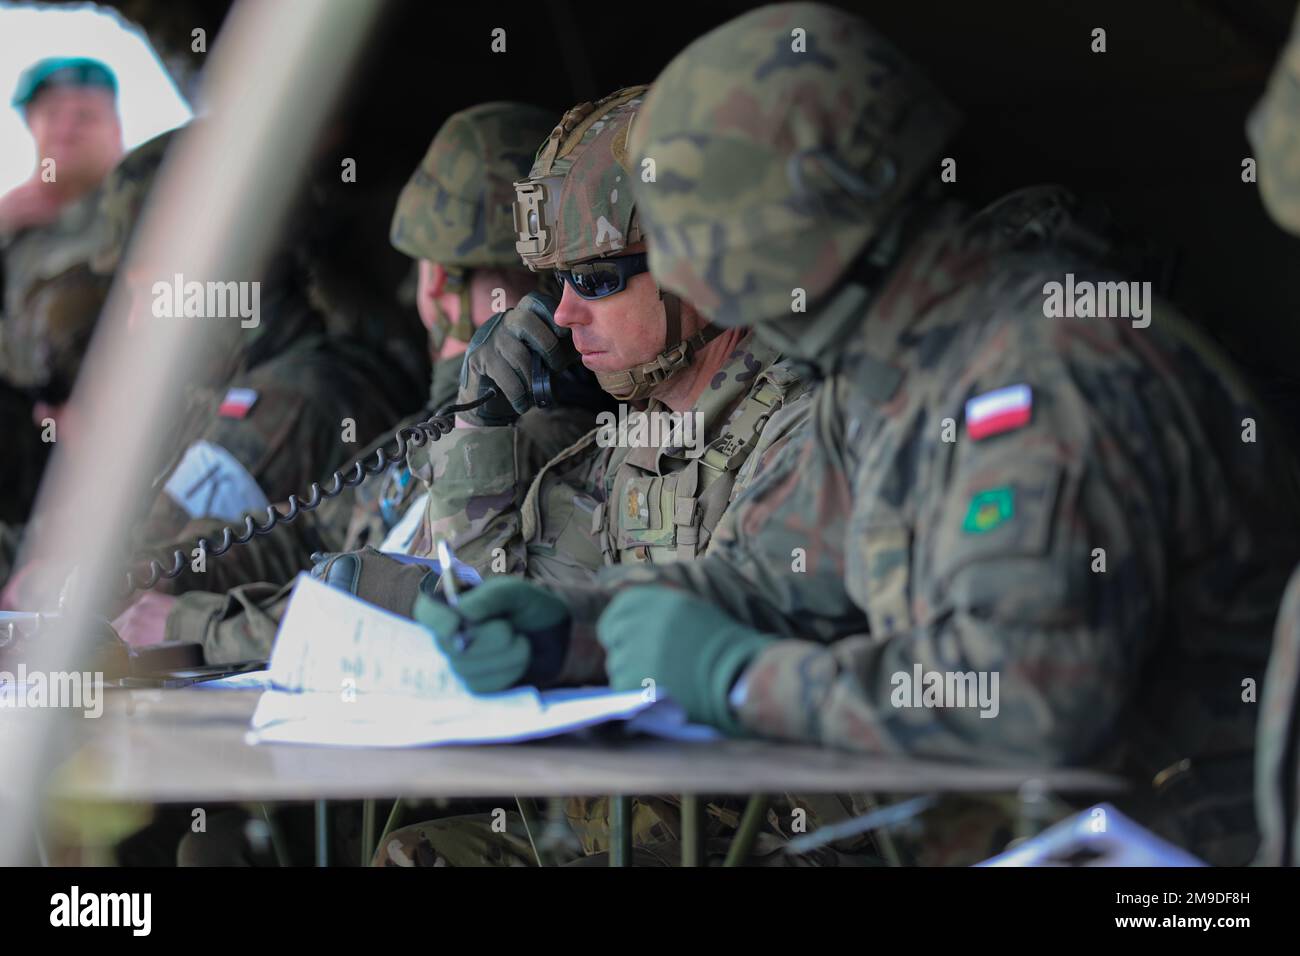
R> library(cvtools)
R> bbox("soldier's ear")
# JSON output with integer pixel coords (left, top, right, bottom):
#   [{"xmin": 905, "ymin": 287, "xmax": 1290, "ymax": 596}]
[{"xmin": 426, "ymin": 260, "xmax": 448, "ymax": 297}]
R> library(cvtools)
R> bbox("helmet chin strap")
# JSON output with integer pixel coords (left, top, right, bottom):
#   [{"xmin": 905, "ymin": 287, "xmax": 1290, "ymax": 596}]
[
  {"xmin": 428, "ymin": 269, "xmax": 478, "ymax": 352},
  {"xmin": 594, "ymin": 290, "xmax": 726, "ymax": 402}
]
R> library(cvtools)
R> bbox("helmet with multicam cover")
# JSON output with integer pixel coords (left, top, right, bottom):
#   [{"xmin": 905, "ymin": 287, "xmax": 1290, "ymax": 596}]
[
  {"xmin": 390, "ymin": 101, "xmax": 556, "ymax": 349},
  {"xmin": 513, "ymin": 86, "xmax": 724, "ymax": 401},
  {"xmin": 514, "ymin": 86, "xmax": 645, "ymax": 270},
  {"xmin": 628, "ymin": 2, "xmax": 960, "ymax": 331}
]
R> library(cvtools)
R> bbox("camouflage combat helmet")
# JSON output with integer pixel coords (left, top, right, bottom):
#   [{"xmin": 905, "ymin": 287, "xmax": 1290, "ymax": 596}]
[
  {"xmin": 514, "ymin": 86, "xmax": 724, "ymax": 401},
  {"xmin": 390, "ymin": 102, "xmax": 555, "ymax": 349},
  {"xmin": 629, "ymin": 2, "xmax": 961, "ymax": 330},
  {"xmin": 90, "ymin": 126, "xmax": 178, "ymax": 276}
]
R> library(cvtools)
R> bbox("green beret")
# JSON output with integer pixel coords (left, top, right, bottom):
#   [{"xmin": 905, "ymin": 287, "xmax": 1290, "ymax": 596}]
[{"xmin": 12, "ymin": 57, "xmax": 117, "ymax": 109}]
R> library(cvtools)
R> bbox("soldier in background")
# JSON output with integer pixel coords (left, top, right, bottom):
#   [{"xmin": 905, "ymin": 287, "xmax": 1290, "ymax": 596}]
[
  {"xmin": 3, "ymin": 125, "xmax": 421, "ymax": 613},
  {"xmin": 0, "ymin": 57, "xmax": 124, "ymax": 524},
  {"xmin": 128, "ymin": 101, "xmax": 605, "ymax": 660}
]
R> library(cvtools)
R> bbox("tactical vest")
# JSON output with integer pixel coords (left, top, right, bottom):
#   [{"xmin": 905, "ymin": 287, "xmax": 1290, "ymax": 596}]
[
  {"xmin": 522, "ymin": 363, "xmax": 803, "ymax": 571},
  {"xmin": 593, "ymin": 364, "xmax": 803, "ymax": 565}
]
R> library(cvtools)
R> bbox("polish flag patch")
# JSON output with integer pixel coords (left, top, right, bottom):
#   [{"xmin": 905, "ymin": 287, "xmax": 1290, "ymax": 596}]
[
  {"xmin": 965, "ymin": 384, "xmax": 1032, "ymax": 440},
  {"xmin": 218, "ymin": 387, "xmax": 259, "ymax": 419}
]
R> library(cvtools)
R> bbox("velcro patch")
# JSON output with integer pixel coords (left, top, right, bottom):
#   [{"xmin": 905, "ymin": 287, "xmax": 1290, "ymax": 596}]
[
  {"xmin": 218, "ymin": 387, "xmax": 259, "ymax": 419},
  {"xmin": 163, "ymin": 439, "xmax": 270, "ymax": 521},
  {"xmin": 965, "ymin": 384, "xmax": 1032, "ymax": 440},
  {"xmin": 962, "ymin": 486, "xmax": 1015, "ymax": 534}
]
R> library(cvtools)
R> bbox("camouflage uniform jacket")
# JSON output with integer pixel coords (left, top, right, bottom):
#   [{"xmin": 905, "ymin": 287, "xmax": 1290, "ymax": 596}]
[
  {"xmin": 403, "ymin": 334, "xmax": 812, "ymax": 860},
  {"xmin": 152, "ymin": 352, "xmax": 467, "ymax": 604},
  {"xmin": 589, "ymin": 206, "xmax": 1300, "ymax": 865},
  {"xmin": 161, "ymin": 399, "xmax": 598, "ymax": 663},
  {"xmin": 0, "ymin": 187, "xmax": 103, "ymax": 389},
  {"xmin": 419, "ymin": 334, "xmax": 808, "ymax": 598}
]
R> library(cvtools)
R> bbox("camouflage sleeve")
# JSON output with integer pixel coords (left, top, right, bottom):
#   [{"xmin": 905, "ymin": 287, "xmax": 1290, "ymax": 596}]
[
  {"xmin": 418, "ymin": 407, "xmax": 600, "ymax": 576},
  {"xmin": 419, "ymin": 421, "xmax": 538, "ymax": 575},
  {"xmin": 165, "ymin": 581, "xmax": 293, "ymax": 663},
  {"xmin": 737, "ymin": 334, "xmax": 1169, "ymax": 765},
  {"xmin": 135, "ymin": 411, "xmax": 431, "ymax": 596}
]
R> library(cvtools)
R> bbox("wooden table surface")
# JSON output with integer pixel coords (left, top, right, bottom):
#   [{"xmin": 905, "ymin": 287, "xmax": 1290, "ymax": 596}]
[{"xmin": 21, "ymin": 688, "xmax": 1129, "ymax": 804}]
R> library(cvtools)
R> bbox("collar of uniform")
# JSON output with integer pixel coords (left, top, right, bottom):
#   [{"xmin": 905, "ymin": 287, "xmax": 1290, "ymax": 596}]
[
  {"xmin": 621, "ymin": 329, "xmax": 780, "ymax": 474},
  {"xmin": 37, "ymin": 188, "xmax": 105, "ymax": 280},
  {"xmin": 848, "ymin": 203, "xmax": 983, "ymax": 379}
]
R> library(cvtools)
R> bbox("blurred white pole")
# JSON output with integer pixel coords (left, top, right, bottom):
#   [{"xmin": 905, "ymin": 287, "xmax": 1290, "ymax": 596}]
[{"xmin": 0, "ymin": 0, "xmax": 383, "ymax": 864}]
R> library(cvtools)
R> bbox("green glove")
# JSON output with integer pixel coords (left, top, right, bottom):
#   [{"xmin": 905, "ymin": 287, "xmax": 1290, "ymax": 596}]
[
  {"xmin": 413, "ymin": 576, "xmax": 570, "ymax": 694},
  {"xmin": 598, "ymin": 587, "xmax": 776, "ymax": 735}
]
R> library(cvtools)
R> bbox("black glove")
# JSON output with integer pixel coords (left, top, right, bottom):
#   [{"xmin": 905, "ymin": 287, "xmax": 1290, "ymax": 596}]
[
  {"xmin": 458, "ymin": 292, "xmax": 574, "ymax": 426},
  {"xmin": 309, "ymin": 547, "xmax": 428, "ymax": 616}
]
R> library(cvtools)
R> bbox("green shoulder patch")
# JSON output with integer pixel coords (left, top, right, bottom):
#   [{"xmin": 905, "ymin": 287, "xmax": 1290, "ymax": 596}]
[{"xmin": 962, "ymin": 486, "xmax": 1015, "ymax": 534}]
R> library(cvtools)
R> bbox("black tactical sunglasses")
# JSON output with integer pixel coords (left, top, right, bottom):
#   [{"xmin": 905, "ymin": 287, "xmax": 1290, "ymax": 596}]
[{"xmin": 555, "ymin": 252, "xmax": 650, "ymax": 300}]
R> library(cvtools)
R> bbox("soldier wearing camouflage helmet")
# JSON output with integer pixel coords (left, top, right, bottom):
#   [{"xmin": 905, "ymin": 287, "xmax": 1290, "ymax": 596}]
[
  {"xmin": 140, "ymin": 103, "xmax": 602, "ymax": 668},
  {"xmin": 580, "ymin": 2, "xmax": 1300, "ymax": 866},
  {"xmin": 369, "ymin": 86, "xmax": 819, "ymax": 866},
  {"xmin": 390, "ymin": 101, "xmax": 560, "ymax": 411}
]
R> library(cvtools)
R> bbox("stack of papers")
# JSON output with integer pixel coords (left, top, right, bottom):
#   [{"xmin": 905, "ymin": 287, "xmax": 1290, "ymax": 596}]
[{"xmin": 244, "ymin": 575, "xmax": 708, "ymax": 747}]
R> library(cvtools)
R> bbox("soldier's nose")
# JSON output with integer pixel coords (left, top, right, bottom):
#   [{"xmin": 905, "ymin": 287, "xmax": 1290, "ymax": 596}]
[{"xmin": 553, "ymin": 284, "xmax": 590, "ymax": 328}]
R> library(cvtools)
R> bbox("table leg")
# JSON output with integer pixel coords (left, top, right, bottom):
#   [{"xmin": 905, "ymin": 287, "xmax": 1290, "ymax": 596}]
[
  {"xmin": 377, "ymin": 797, "xmax": 404, "ymax": 846},
  {"xmin": 515, "ymin": 796, "xmax": 545, "ymax": 867},
  {"xmin": 34, "ymin": 826, "xmax": 49, "ymax": 867},
  {"xmin": 1016, "ymin": 779, "xmax": 1053, "ymax": 841},
  {"xmin": 361, "ymin": 799, "xmax": 377, "ymax": 867},
  {"xmin": 723, "ymin": 794, "xmax": 767, "ymax": 867},
  {"xmin": 314, "ymin": 799, "xmax": 328, "ymax": 867},
  {"xmin": 609, "ymin": 795, "xmax": 632, "ymax": 867},
  {"xmin": 867, "ymin": 794, "xmax": 904, "ymax": 866},
  {"xmin": 258, "ymin": 803, "xmax": 291, "ymax": 867},
  {"xmin": 681, "ymin": 795, "xmax": 703, "ymax": 867}
]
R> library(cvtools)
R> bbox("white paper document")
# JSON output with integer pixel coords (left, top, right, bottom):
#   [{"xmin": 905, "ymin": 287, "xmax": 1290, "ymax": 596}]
[{"xmin": 245, "ymin": 574, "xmax": 686, "ymax": 747}]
